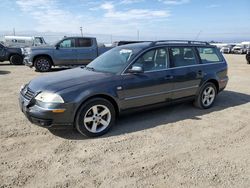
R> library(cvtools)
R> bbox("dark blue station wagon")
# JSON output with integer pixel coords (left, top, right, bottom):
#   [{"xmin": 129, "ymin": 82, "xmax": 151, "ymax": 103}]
[{"xmin": 19, "ymin": 40, "xmax": 228, "ymax": 137}]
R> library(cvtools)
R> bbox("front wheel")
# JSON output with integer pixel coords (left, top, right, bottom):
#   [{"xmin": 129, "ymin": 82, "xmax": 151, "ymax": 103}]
[
  {"xmin": 246, "ymin": 54, "xmax": 250, "ymax": 64},
  {"xmin": 194, "ymin": 82, "xmax": 217, "ymax": 109},
  {"xmin": 75, "ymin": 98, "xmax": 116, "ymax": 137},
  {"xmin": 10, "ymin": 54, "xmax": 23, "ymax": 65},
  {"xmin": 34, "ymin": 57, "xmax": 52, "ymax": 72}
]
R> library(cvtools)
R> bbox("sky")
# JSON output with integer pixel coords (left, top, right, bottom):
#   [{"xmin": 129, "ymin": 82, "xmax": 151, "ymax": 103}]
[{"xmin": 0, "ymin": 0, "xmax": 249, "ymax": 43}]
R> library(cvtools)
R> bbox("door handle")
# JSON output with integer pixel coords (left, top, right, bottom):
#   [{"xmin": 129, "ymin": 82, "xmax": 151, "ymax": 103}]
[
  {"xmin": 197, "ymin": 70, "xmax": 205, "ymax": 78},
  {"xmin": 165, "ymin": 75, "xmax": 174, "ymax": 80}
]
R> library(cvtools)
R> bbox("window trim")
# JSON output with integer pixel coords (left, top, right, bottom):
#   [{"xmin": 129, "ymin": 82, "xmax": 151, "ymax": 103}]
[
  {"xmin": 169, "ymin": 46, "xmax": 199, "ymax": 68},
  {"xmin": 76, "ymin": 38, "xmax": 93, "ymax": 48},
  {"xmin": 59, "ymin": 38, "xmax": 76, "ymax": 48},
  {"xmin": 196, "ymin": 46, "xmax": 223, "ymax": 63},
  {"xmin": 123, "ymin": 47, "xmax": 169, "ymax": 74}
]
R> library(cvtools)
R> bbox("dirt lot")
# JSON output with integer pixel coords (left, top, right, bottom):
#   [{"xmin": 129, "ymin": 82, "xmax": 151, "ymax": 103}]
[{"xmin": 0, "ymin": 54, "xmax": 250, "ymax": 188}]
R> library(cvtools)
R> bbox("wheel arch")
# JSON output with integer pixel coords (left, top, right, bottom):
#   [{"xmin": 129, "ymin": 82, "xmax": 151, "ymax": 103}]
[
  {"xmin": 74, "ymin": 94, "xmax": 120, "ymax": 125},
  {"xmin": 33, "ymin": 54, "xmax": 54, "ymax": 66},
  {"xmin": 8, "ymin": 53, "xmax": 22, "ymax": 61},
  {"xmin": 200, "ymin": 79, "xmax": 219, "ymax": 94}
]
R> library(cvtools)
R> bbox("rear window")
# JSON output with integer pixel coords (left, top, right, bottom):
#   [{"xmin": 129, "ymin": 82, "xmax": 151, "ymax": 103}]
[{"xmin": 197, "ymin": 47, "xmax": 221, "ymax": 63}]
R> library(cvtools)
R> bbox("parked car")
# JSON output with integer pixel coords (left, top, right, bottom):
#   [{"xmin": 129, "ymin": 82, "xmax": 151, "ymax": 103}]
[
  {"xmin": 220, "ymin": 45, "xmax": 235, "ymax": 54},
  {"xmin": 19, "ymin": 40, "xmax": 228, "ymax": 137},
  {"xmin": 232, "ymin": 45, "xmax": 247, "ymax": 54},
  {"xmin": 3, "ymin": 36, "xmax": 46, "ymax": 48},
  {"xmin": 246, "ymin": 52, "xmax": 250, "ymax": 64},
  {"xmin": 0, "ymin": 43, "xmax": 23, "ymax": 65},
  {"xmin": 23, "ymin": 37, "xmax": 112, "ymax": 72}
]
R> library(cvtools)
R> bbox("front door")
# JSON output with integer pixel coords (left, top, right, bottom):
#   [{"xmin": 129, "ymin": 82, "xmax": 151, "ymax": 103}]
[
  {"xmin": 54, "ymin": 38, "xmax": 77, "ymax": 65},
  {"xmin": 118, "ymin": 47, "xmax": 174, "ymax": 110}
]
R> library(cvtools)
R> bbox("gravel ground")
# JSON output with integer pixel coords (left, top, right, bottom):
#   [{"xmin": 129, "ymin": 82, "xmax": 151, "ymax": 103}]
[{"xmin": 0, "ymin": 54, "xmax": 250, "ymax": 188}]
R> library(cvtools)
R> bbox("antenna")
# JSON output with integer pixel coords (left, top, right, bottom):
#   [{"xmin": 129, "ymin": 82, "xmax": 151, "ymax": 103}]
[{"xmin": 195, "ymin": 30, "xmax": 202, "ymax": 40}]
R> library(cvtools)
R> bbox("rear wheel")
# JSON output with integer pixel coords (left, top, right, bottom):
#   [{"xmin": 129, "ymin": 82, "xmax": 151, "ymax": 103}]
[
  {"xmin": 34, "ymin": 56, "xmax": 52, "ymax": 72},
  {"xmin": 10, "ymin": 54, "xmax": 23, "ymax": 65},
  {"xmin": 75, "ymin": 98, "xmax": 116, "ymax": 137},
  {"xmin": 194, "ymin": 82, "xmax": 217, "ymax": 109}
]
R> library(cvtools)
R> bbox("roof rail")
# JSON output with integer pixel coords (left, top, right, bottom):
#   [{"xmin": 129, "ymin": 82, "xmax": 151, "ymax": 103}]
[{"xmin": 150, "ymin": 40, "xmax": 209, "ymax": 46}]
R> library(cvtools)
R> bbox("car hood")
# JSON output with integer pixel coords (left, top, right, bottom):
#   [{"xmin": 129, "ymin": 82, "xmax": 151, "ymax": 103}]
[{"xmin": 28, "ymin": 68, "xmax": 113, "ymax": 93}]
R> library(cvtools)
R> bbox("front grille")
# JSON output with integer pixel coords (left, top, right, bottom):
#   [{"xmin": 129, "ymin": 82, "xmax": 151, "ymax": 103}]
[{"xmin": 23, "ymin": 87, "xmax": 35, "ymax": 100}]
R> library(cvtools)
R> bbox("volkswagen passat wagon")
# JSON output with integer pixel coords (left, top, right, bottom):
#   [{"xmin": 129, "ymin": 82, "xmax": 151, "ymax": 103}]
[{"xmin": 19, "ymin": 40, "xmax": 228, "ymax": 137}]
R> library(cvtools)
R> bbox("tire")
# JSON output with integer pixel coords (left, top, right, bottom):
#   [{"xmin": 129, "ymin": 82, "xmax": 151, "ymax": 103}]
[
  {"xmin": 194, "ymin": 82, "xmax": 217, "ymax": 109},
  {"xmin": 75, "ymin": 98, "xmax": 116, "ymax": 137},
  {"xmin": 246, "ymin": 53, "xmax": 250, "ymax": 64},
  {"xmin": 34, "ymin": 56, "xmax": 52, "ymax": 72},
  {"xmin": 10, "ymin": 54, "xmax": 23, "ymax": 65}
]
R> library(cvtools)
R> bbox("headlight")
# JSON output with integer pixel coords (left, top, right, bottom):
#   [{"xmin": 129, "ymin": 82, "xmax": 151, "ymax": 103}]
[
  {"xmin": 21, "ymin": 48, "xmax": 24, "ymax": 55},
  {"xmin": 35, "ymin": 92, "xmax": 64, "ymax": 103},
  {"xmin": 20, "ymin": 84, "xmax": 27, "ymax": 92},
  {"xmin": 24, "ymin": 47, "xmax": 31, "ymax": 56}
]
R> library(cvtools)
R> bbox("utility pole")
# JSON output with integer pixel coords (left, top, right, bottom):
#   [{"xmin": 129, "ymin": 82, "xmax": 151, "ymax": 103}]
[
  {"xmin": 80, "ymin": 26, "xmax": 83, "ymax": 37},
  {"xmin": 13, "ymin": 28, "xmax": 15, "ymax": 36},
  {"xmin": 137, "ymin": 30, "xmax": 140, "ymax": 40},
  {"xmin": 110, "ymin": 34, "xmax": 113, "ymax": 43}
]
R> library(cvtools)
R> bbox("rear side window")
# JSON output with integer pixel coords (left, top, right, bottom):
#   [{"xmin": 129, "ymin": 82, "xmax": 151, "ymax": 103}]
[
  {"xmin": 169, "ymin": 47, "xmax": 197, "ymax": 67},
  {"xmin": 197, "ymin": 47, "xmax": 221, "ymax": 63},
  {"xmin": 78, "ymin": 38, "xmax": 92, "ymax": 47}
]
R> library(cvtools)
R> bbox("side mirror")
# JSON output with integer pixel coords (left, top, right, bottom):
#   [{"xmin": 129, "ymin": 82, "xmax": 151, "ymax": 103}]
[
  {"xmin": 55, "ymin": 44, "xmax": 60, "ymax": 49},
  {"xmin": 128, "ymin": 66, "xmax": 144, "ymax": 74}
]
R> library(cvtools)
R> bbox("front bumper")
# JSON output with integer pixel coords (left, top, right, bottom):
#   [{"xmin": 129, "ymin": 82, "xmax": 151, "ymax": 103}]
[
  {"xmin": 19, "ymin": 93, "xmax": 75, "ymax": 128},
  {"xmin": 24, "ymin": 57, "xmax": 33, "ymax": 67}
]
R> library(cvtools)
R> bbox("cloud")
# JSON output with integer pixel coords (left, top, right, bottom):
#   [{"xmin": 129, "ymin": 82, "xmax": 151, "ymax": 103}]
[
  {"xmin": 100, "ymin": 2, "xmax": 170, "ymax": 21},
  {"xmin": 16, "ymin": 0, "xmax": 82, "ymax": 32},
  {"xmin": 15, "ymin": 0, "xmax": 170, "ymax": 36},
  {"xmin": 159, "ymin": 0, "xmax": 190, "ymax": 5},
  {"xmin": 207, "ymin": 4, "xmax": 220, "ymax": 8},
  {"xmin": 120, "ymin": 0, "xmax": 144, "ymax": 4}
]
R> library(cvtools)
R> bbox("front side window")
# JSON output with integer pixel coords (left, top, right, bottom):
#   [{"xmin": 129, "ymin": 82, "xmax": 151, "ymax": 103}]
[
  {"xmin": 78, "ymin": 38, "xmax": 92, "ymax": 47},
  {"xmin": 169, "ymin": 47, "xmax": 197, "ymax": 67},
  {"xmin": 132, "ymin": 48, "xmax": 168, "ymax": 72},
  {"xmin": 59, "ymin": 39, "xmax": 75, "ymax": 48},
  {"xmin": 197, "ymin": 47, "xmax": 221, "ymax": 63}
]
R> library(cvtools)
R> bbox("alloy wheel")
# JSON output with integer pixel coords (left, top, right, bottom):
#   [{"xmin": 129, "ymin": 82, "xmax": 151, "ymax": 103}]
[
  {"xmin": 83, "ymin": 105, "xmax": 111, "ymax": 133},
  {"xmin": 36, "ymin": 59, "xmax": 50, "ymax": 71},
  {"xmin": 202, "ymin": 86, "xmax": 216, "ymax": 107}
]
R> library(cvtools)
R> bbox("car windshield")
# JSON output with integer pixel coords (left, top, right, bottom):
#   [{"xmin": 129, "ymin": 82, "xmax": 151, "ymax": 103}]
[{"xmin": 86, "ymin": 47, "xmax": 141, "ymax": 74}]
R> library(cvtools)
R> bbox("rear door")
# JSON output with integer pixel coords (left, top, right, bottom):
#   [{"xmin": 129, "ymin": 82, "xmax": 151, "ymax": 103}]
[
  {"xmin": 118, "ymin": 47, "xmax": 174, "ymax": 109},
  {"xmin": 169, "ymin": 46, "xmax": 202, "ymax": 99},
  {"xmin": 54, "ymin": 38, "xmax": 77, "ymax": 65},
  {"xmin": 76, "ymin": 38, "xmax": 97, "ymax": 65}
]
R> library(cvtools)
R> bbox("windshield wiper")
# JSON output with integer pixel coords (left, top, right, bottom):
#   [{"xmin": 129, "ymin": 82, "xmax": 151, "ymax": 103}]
[{"xmin": 84, "ymin": 66, "xmax": 95, "ymax": 71}]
